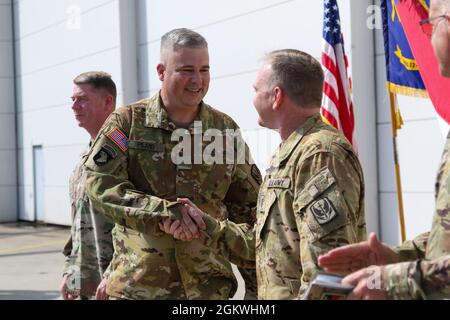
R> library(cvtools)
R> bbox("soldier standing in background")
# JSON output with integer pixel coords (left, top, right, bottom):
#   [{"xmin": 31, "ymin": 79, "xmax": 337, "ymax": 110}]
[{"xmin": 60, "ymin": 71, "xmax": 116, "ymax": 300}]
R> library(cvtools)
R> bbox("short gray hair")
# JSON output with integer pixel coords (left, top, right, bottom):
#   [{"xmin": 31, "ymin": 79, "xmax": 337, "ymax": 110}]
[
  {"xmin": 160, "ymin": 28, "xmax": 208, "ymax": 60},
  {"xmin": 264, "ymin": 49, "xmax": 324, "ymax": 108}
]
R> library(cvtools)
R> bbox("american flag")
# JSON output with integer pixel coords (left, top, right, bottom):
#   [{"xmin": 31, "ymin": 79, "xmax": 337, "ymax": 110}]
[
  {"xmin": 321, "ymin": 0, "xmax": 356, "ymax": 149},
  {"xmin": 107, "ymin": 128, "xmax": 128, "ymax": 152}
]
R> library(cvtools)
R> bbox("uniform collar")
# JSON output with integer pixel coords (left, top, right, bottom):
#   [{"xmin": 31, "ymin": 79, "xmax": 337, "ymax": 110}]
[
  {"xmin": 269, "ymin": 113, "xmax": 322, "ymax": 168},
  {"xmin": 145, "ymin": 91, "xmax": 208, "ymax": 133}
]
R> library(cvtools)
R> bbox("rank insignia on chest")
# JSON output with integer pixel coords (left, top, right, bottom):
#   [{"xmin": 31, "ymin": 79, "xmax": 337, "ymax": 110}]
[
  {"xmin": 93, "ymin": 145, "xmax": 116, "ymax": 166},
  {"xmin": 310, "ymin": 198, "xmax": 337, "ymax": 225}
]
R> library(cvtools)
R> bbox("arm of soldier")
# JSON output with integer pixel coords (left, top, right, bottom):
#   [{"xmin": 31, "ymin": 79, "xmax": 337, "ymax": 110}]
[
  {"xmin": 84, "ymin": 113, "xmax": 182, "ymax": 235},
  {"xmin": 60, "ymin": 241, "xmax": 74, "ymax": 300},
  {"xmin": 204, "ymin": 147, "xmax": 260, "ymax": 269},
  {"xmin": 383, "ymin": 254, "xmax": 450, "ymax": 300},
  {"xmin": 318, "ymin": 232, "xmax": 401, "ymax": 274},
  {"xmin": 392, "ymin": 232, "xmax": 429, "ymax": 262},
  {"xmin": 60, "ymin": 236, "xmax": 79, "ymax": 300},
  {"xmin": 223, "ymin": 149, "xmax": 260, "ymax": 299},
  {"xmin": 293, "ymin": 150, "xmax": 365, "ymax": 298},
  {"xmin": 62, "ymin": 234, "xmax": 73, "ymax": 275},
  {"xmin": 175, "ymin": 197, "xmax": 257, "ymax": 269}
]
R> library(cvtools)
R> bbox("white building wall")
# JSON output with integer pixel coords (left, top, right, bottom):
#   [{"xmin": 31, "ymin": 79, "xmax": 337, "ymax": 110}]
[
  {"xmin": 349, "ymin": 0, "xmax": 379, "ymax": 235},
  {"xmin": 6, "ymin": 0, "xmax": 442, "ymax": 247},
  {"xmin": 13, "ymin": 0, "xmax": 137, "ymax": 225},
  {"xmin": 0, "ymin": 0, "xmax": 17, "ymax": 222},
  {"xmin": 374, "ymin": 0, "xmax": 447, "ymax": 245}
]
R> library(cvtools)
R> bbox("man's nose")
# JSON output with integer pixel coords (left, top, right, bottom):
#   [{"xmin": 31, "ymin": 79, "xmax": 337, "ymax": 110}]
[
  {"xmin": 72, "ymin": 101, "xmax": 80, "ymax": 110},
  {"xmin": 190, "ymin": 71, "xmax": 202, "ymax": 84}
]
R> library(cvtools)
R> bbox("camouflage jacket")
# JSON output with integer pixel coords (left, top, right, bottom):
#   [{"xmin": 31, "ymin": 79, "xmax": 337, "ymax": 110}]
[
  {"xmin": 62, "ymin": 145, "xmax": 114, "ymax": 298},
  {"xmin": 83, "ymin": 93, "xmax": 260, "ymax": 300},
  {"xmin": 203, "ymin": 114, "xmax": 366, "ymax": 299},
  {"xmin": 384, "ymin": 130, "xmax": 450, "ymax": 300}
]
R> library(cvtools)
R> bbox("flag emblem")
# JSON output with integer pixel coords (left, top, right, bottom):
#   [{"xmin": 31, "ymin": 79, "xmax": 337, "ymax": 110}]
[
  {"xmin": 321, "ymin": 0, "xmax": 356, "ymax": 149},
  {"xmin": 107, "ymin": 128, "xmax": 128, "ymax": 152}
]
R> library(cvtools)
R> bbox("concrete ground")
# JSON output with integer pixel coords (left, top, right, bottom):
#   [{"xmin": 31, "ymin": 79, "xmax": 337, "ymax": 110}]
[
  {"xmin": 0, "ymin": 222, "xmax": 245, "ymax": 300},
  {"xmin": 0, "ymin": 222, "xmax": 69, "ymax": 300}
]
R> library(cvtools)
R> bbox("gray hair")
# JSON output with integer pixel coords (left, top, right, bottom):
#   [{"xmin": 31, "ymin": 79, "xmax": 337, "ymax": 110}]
[
  {"xmin": 73, "ymin": 71, "xmax": 117, "ymax": 104},
  {"xmin": 264, "ymin": 49, "xmax": 324, "ymax": 108},
  {"xmin": 160, "ymin": 28, "xmax": 208, "ymax": 61}
]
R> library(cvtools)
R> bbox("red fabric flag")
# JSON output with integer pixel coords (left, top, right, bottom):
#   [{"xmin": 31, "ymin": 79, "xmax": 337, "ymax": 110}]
[
  {"xmin": 395, "ymin": 0, "xmax": 450, "ymax": 124},
  {"xmin": 321, "ymin": 0, "xmax": 356, "ymax": 149}
]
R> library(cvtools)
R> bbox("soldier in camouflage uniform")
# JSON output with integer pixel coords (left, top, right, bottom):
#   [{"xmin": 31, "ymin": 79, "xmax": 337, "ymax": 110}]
[
  {"xmin": 318, "ymin": 1, "xmax": 450, "ymax": 299},
  {"xmin": 60, "ymin": 71, "xmax": 116, "ymax": 300},
  {"xmin": 165, "ymin": 49, "xmax": 366, "ymax": 299},
  {"xmin": 82, "ymin": 28, "xmax": 260, "ymax": 300}
]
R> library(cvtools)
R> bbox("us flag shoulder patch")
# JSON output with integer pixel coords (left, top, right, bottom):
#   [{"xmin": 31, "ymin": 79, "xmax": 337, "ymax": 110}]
[{"xmin": 106, "ymin": 128, "xmax": 128, "ymax": 152}]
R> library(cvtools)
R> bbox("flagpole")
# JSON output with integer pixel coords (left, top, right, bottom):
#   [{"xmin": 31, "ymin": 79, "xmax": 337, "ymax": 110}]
[{"xmin": 388, "ymin": 92, "xmax": 407, "ymax": 243}]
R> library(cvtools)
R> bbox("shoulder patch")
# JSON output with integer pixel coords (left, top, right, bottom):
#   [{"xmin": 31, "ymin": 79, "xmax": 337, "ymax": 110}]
[
  {"xmin": 93, "ymin": 145, "xmax": 116, "ymax": 166},
  {"xmin": 310, "ymin": 197, "xmax": 337, "ymax": 225},
  {"xmin": 251, "ymin": 165, "xmax": 262, "ymax": 184},
  {"xmin": 107, "ymin": 128, "xmax": 128, "ymax": 152}
]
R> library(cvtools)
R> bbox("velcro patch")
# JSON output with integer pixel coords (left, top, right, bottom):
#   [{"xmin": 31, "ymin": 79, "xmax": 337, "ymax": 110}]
[
  {"xmin": 267, "ymin": 178, "xmax": 291, "ymax": 189},
  {"xmin": 128, "ymin": 140, "xmax": 164, "ymax": 152},
  {"xmin": 93, "ymin": 145, "xmax": 116, "ymax": 166},
  {"xmin": 107, "ymin": 128, "xmax": 128, "ymax": 152},
  {"xmin": 310, "ymin": 197, "xmax": 337, "ymax": 225}
]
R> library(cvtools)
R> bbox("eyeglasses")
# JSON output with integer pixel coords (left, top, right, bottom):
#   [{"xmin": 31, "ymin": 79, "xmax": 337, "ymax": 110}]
[{"xmin": 419, "ymin": 14, "xmax": 449, "ymax": 37}]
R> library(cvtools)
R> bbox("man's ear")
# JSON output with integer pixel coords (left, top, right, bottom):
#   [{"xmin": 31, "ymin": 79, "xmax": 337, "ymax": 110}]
[
  {"xmin": 104, "ymin": 95, "xmax": 114, "ymax": 111},
  {"xmin": 272, "ymin": 86, "xmax": 284, "ymax": 111},
  {"xmin": 157, "ymin": 63, "xmax": 165, "ymax": 81}
]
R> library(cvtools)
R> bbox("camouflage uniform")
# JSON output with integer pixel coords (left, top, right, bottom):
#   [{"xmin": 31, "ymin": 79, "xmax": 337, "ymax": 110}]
[
  {"xmin": 202, "ymin": 114, "xmax": 366, "ymax": 299},
  {"xmin": 62, "ymin": 145, "xmax": 114, "ymax": 298},
  {"xmin": 384, "ymin": 131, "xmax": 450, "ymax": 300},
  {"xmin": 83, "ymin": 92, "xmax": 260, "ymax": 300}
]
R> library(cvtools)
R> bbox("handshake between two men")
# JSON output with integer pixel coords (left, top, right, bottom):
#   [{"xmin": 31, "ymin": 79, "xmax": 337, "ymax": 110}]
[{"xmin": 159, "ymin": 198, "xmax": 207, "ymax": 241}]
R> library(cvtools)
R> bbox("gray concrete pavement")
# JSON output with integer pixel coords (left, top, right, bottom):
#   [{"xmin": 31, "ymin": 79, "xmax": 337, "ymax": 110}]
[
  {"xmin": 0, "ymin": 222, "xmax": 69, "ymax": 300},
  {"xmin": 0, "ymin": 222, "xmax": 246, "ymax": 300}
]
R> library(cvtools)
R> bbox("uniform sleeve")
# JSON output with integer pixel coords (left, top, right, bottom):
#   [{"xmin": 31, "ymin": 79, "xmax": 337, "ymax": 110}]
[
  {"xmin": 293, "ymin": 148, "xmax": 366, "ymax": 298},
  {"xmin": 392, "ymin": 232, "xmax": 429, "ymax": 262},
  {"xmin": 62, "ymin": 234, "xmax": 73, "ymax": 275},
  {"xmin": 201, "ymin": 143, "xmax": 260, "ymax": 270},
  {"xmin": 202, "ymin": 143, "xmax": 260, "ymax": 299},
  {"xmin": 84, "ymin": 112, "xmax": 183, "ymax": 235},
  {"xmin": 383, "ymin": 254, "xmax": 450, "ymax": 300}
]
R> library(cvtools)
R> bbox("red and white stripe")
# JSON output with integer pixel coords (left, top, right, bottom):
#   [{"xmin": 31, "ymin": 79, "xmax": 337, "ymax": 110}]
[{"xmin": 321, "ymin": 39, "xmax": 356, "ymax": 150}]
